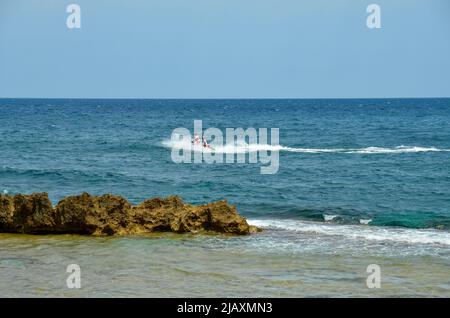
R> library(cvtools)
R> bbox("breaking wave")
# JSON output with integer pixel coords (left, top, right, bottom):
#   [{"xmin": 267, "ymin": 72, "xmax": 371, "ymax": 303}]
[{"xmin": 248, "ymin": 219, "xmax": 450, "ymax": 246}]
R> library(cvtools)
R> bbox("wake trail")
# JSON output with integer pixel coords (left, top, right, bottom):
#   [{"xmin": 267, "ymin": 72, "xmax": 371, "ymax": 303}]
[{"xmin": 162, "ymin": 140, "xmax": 450, "ymax": 154}]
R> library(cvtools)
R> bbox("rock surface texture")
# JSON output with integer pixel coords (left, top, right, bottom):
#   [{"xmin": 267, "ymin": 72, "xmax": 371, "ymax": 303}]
[{"xmin": 0, "ymin": 193, "xmax": 259, "ymax": 236}]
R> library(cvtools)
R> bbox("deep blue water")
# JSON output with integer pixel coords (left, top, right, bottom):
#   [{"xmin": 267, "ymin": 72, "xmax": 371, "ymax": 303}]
[{"xmin": 1, "ymin": 98, "xmax": 450, "ymax": 230}]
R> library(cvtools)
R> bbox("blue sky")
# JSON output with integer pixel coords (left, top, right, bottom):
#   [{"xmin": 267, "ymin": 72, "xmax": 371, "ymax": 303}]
[{"xmin": 0, "ymin": 0, "xmax": 449, "ymax": 98}]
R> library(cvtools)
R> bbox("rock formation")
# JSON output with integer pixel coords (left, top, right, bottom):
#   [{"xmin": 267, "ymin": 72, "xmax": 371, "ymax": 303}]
[{"xmin": 0, "ymin": 193, "xmax": 259, "ymax": 236}]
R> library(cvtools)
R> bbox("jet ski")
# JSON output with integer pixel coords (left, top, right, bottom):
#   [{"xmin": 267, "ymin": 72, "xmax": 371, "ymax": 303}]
[
  {"xmin": 191, "ymin": 138, "xmax": 214, "ymax": 152},
  {"xmin": 192, "ymin": 145, "xmax": 214, "ymax": 153}
]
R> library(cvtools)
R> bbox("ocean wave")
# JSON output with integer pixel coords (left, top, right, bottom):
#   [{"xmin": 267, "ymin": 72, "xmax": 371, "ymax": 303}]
[
  {"xmin": 248, "ymin": 219, "xmax": 450, "ymax": 246},
  {"xmin": 359, "ymin": 219, "xmax": 372, "ymax": 225},
  {"xmin": 162, "ymin": 140, "xmax": 450, "ymax": 155},
  {"xmin": 323, "ymin": 214, "xmax": 339, "ymax": 221}
]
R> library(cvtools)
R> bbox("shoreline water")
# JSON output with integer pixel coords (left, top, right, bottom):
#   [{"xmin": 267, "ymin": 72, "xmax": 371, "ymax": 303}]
[
  {"xmin": 1, "ymin": 224, "xmax": 449, "ymax": 297},
  {"xmin": 1, "ymin": 216, "xmax": 449, "ymax": 297}
]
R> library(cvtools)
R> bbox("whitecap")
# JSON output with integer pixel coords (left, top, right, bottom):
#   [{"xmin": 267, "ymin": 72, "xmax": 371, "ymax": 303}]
[
  {"xmin": 359, "ymin": 219, "xmax": 372, "ymax": 225},
  {"xmin": 323, "ymin": 214, "xmax": 338, "ymax": 221},
  {"xmin": 248, "ymin": 219, "xmax": 450, "ymax": 246}
]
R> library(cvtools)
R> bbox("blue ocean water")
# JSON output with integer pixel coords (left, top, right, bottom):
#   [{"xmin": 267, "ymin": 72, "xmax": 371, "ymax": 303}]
[{"xmin": 1, "ymin": 98, "xmax": 450, "ymax": 231}]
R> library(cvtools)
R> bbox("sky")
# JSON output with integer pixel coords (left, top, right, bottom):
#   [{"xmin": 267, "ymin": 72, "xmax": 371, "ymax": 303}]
[{"xmin": 0, "ymin": 0, "xmax": 449, "ymax": 99}]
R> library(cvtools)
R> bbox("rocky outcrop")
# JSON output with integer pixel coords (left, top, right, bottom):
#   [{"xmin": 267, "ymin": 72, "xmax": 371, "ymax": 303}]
[{"xmin": 0, "ymin": 193, "xmax": 259, "ymax": 236}]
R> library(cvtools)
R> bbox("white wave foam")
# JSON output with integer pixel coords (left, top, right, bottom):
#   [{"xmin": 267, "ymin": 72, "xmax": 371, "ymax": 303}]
[
  {"xmin": 248, "ymin": 219, "xmax": 450, "ymax": 246},
  {"xmin": 359, "ymin": 219, "xmax": 372, "ymax": 225},
  {"xmin": 162, "ymin": 140, "xmax": 449, "ymax": 155},
  {"xmin": 323, "ymin": 214, "xmax": 338, "ymax": 221}
]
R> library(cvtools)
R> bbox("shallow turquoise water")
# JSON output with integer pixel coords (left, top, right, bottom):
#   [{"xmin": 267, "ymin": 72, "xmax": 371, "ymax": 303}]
[
  {"xmin": 1, "ymin": 98, "xmax": 450, "ymax": 296},
  {"xmin": 0, "ymin": 232, "xmax": 449, "ymax": 297}
]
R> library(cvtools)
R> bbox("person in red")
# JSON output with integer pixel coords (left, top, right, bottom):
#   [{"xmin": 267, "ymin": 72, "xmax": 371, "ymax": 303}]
[{"xmin": 192, "ymin": 133, "xmax": 200, "ymax": 145}]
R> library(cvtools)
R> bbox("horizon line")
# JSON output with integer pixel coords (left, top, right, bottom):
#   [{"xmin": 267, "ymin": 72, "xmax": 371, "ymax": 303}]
[{"xmin": 1, "ymin": 97, "xmax": 450, "ymax": 100}]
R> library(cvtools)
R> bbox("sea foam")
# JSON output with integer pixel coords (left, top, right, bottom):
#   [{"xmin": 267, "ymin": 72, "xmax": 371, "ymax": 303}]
[
  {"xmin": 248, "ymin": 219, "xmax": 450, "ymax": 246},
  {"xmin": 323, "ymin": 214, "xmax": 338, "ymax": 221}
]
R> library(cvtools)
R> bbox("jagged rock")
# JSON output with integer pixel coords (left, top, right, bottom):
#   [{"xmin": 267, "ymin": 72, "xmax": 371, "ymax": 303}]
[
  {"xmin": 0, "ymin": 193, "xmax": 259, "ymax": 236},
  {"xmin": 0, "ymin": 193, "xmax": 55, "ymax": 233}
]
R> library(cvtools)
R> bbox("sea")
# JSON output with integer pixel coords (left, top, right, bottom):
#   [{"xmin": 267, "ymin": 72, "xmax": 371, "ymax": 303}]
[{"xmin": 0, "ymin": 98, "xmax": 449, "ymax": 297}]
